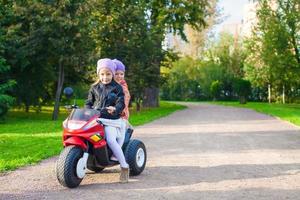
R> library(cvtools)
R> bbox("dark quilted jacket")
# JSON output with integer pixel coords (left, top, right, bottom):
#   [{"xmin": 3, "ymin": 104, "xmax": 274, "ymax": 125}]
[{"xmin": 85, "ymin": 80, "xmax": 125, "ymax": 119}]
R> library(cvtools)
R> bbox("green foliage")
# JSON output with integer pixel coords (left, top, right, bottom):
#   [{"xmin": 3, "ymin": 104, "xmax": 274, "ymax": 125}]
[
  {"xmin": 210, "ymin": 80, "xmax": 222, "ymax": 101},
  {"xmin": 207, "ymin": 33, "xmax": 245, "ymax": 79},
  {"xmin": 161, "ymin": 57, "xmax": 202, "ymax": 100},
  {"xmin": 245, "ymin": 0, "xmax": 300, "ymax": 101},
  {"xmin": 91, "ymin": 0, "xmax": 152, "ymax": 107},
  {"xmin": 0, "ymin": 1, "xmax": 15, "ymax": 119},
  {"xmin": 233, "ymin": 79, "xmax": 251, "ymax": 104},
  {"xmin": 0, "ymin": 101, "xmax": 185, "ymax": 172},
  {"xmin": 161, "ymin": 33, "xmax": 247, "ymax": 101},
  {"xmin": 198, "ymin": 61, "xmax": 226, "ymax": 98},
  {"xmin": 3, "ymin": 0, "xmax": 96, "ymax": 113},
  {"xmin": 0, "ymin": 0, "xmax": 211, "ymax": 116},
  {"xmin": 90, "ymin": 0, "xmax": 210, "ymax": 107},
  {"xmin": 0, "ymin": 58, "xmax": 15, "ymax": 119}
]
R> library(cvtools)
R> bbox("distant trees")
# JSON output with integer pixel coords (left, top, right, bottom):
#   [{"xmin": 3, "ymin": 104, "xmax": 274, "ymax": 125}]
[
  {"xmin": 162, "ymin": 0, "xmax": 300, "ymax": 104},
  {"xmin": 161, "ymin": 33, "xmax": 249, "ymax": 102},
  {"xmin": 245, "ymin": 0, "xmax": 300, "ymax": 103},
  {"xmin": 0, "ymin": 0, "xmax": 212, "ymax": 119},
  {"xmin": 0, "ymin": 0, "xmax": 15, "ymax": 119},
  {"xmin": 2, "ymin": 1, "xmax": 96, "ymax": 120},
  {"xmin": 90, "ymin": 0, "xmax": 211, "ymax": 107}
]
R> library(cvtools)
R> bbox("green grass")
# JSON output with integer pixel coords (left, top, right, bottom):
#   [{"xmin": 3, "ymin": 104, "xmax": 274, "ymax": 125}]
[
  {"xmin": 0, "ymin": 101, "xmax": 185, "ymax": 172},
  {"xmin": 211, "ymin": 101, "xmax": 300, "ymax": 126}
]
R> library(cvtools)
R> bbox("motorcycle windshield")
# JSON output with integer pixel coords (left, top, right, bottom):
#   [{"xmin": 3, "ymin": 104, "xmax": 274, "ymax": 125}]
[
  {"xmin": 67, "ymin": 109, "xmax": 100, "ymax": 130},
  {"xmin": 69, "ymin": 108, "xmax": 100, "ymax": 121}
]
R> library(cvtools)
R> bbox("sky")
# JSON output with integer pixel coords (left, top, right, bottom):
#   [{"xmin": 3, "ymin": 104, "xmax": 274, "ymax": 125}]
[{"xmin": 215, "ymin": 0, "xmax": 250, "ymax": 34}]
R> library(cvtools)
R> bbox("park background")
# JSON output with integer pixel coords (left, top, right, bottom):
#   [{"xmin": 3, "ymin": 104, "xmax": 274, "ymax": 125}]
[{"xmin": 0, "ymin": 0, "xmax": 299, "ymax": 172}]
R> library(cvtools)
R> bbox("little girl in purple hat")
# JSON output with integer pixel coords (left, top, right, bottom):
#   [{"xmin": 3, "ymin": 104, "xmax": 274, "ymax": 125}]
[
  {"xmin": 113, "ymin": 59, "xmax": 131, "ymax": 120},
  {"xmin": 85, "ymin": 58, "xmax": 129, "ymax": 183}
]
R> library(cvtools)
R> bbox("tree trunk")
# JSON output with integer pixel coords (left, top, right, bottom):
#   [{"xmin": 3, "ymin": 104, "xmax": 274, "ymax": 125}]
[
  {"xmin": 144, "ymin": 9, "xmax": 164, "ymax": 107},
  {"xmin": 291, "ymin": 30, "xmax": 300, "ymax": 65},
  {"xmin": 52, "ymin": 58, "xmax": 64, "ymax": 120},
  {"xmin": 239, "ymin": 96, "xmax": 246, "ymax": 104},
  {"xmin": 136, "ymin": 98, "xmax": 141, "ymax": 112},
  {"xmin": 25, "ymin": 104, "xmax": 29, "ymax": 113},
  {"xmin": 282, "ymin": 85, "xmax": 285, "ymax": 104},
  {"xmin": 142, "ymin": 87, "xmax": 159, "ymax": 107},
  {"xmin": 268, "ymin": 84, "xmax": 271, "ymax": 103}
]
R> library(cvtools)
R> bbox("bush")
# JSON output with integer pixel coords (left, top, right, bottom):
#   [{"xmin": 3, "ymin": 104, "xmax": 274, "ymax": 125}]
[
  {"xmin": 210, "ymin": 80, "xmax": 222, "ymax": 101},
  {"xmin": 233, "ymin": 79, "xmax": 251, "ymax": 104}
]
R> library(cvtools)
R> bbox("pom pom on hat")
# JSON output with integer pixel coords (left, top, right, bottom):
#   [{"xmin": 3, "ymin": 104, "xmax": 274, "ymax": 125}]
[
  {"xmin": 112, "ymin": 59, "xmax": 126, "ymax": 72},
  {"xmin": 97, "ymin": 58, "xmax": 116, "ymax": 75}
]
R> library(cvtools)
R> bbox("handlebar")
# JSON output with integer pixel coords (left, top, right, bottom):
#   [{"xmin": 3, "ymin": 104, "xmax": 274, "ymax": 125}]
[{"xmin": 64, "ymin": 104, "xmax": 79, "ymax": 110}]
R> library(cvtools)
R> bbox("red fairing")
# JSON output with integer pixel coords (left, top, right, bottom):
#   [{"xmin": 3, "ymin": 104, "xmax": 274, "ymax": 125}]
[
  {"xmin": 62, "ymin": 109, "xmax": 108, "ymax": 149},
  {"xmin": 63, "ymin": 136, "xmax": 87, "ymax": 150}
]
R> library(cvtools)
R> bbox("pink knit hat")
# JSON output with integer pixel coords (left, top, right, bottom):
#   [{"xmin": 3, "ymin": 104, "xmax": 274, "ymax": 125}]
[
  {"xmin": 97, "ymin": 58, "xmax": 116, "ymax": 75},
  {"xmin": 112, "ymin": 59, "xmax": 126, "ymax": 72}
]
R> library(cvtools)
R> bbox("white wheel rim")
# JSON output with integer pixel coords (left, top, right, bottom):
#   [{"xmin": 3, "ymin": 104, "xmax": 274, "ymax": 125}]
[
  {"xmin": 76, "ymin": 153, "xmax": 89, "ymax": 179},
  {"xmin": 76, "ymin": 158, "xmax": 86, "ymax": 178},
  {"xmin": 136, "ymin": 148, "xmax": 145, "ymax": 168}
]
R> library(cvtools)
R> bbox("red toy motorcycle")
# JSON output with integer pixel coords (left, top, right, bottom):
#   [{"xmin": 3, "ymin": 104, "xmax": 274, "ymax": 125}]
[{"xmin": 56, "ymin": 106, "xmax": 147, "ymax": 188}]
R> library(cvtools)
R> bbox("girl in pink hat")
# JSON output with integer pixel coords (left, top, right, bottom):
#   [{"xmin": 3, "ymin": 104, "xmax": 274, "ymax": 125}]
[{"xmin": 113, "ymin": 59, "xmax": 131, "ymax": 120}]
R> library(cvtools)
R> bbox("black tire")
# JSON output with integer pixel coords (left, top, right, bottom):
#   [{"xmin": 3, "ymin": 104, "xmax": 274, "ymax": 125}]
[
  {"xmin": 56, "ymin": 146, "xmax": 84, "ymax": 188},
  {"xmin": 124, "ymin": 139, "xmax": 147, "ymax": 176}
]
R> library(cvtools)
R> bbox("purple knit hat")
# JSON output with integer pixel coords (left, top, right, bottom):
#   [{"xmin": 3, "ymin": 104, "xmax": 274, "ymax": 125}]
[
  {"xmin": 112, "ymin": 59, "xmax": 126, "ymax": 72},
  {"xmin": 97, "ymin": 58, "xmax": 116, "ymax": 75}
]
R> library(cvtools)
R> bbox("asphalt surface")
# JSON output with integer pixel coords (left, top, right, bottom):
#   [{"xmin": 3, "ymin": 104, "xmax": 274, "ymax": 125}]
[{"xmin": 1, "ymin": 103, "xmax": 300, "ymax": 200}]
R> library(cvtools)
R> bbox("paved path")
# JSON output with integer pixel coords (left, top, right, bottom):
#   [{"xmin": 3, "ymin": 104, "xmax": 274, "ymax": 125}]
[{"xmin": 1, "ymin": 103, "xmax": 300, "ymax": 200}]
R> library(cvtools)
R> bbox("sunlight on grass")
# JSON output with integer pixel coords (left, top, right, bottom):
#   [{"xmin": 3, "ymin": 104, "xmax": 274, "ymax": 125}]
[{"xmin": 211, "ymin": 101, "xmax": 300, "ymax": 127}]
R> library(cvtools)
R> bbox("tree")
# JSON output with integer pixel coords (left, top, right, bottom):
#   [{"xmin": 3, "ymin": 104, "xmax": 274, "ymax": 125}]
[
  {"xmin": 161, "ymin": 57, "xmax": 202, "ymax": 101},
  {"xmin": 210, "ymin": 80, "xmax": 222, "ymax": 101},
  {"xmin": 46, "ymin": 0, "xmax": 96, "ymax": 120},
  {"xmin": 233, "ymin": 79, "xmax": 251, "ymax": 104},
  {"xmin": 203, "ymin": 33, "xmax": 246, "ymax": 99},
  {"xmin": 92, "ymin": 0, "xmax": 211, "ymax": 107},
  {"xmin": 245, "ymin": 0, "xmax": 300, "ymax": 103},
  {"xmin": 0, "ymin": 0, "xmax": 15, "ymax": 119},
  {"xmin": 90, "ymin": 0, "xmax": 152, "ymax": 111},
  {"xmin": 0, "ymin": 59, "xmax": 15, "ymax": 119},
  {"xmin": 142, "ymin": 0, "xmax": 210, "ymax": 107},
  {"xmin": 4, "ymin": 1, "xmax": 95, "ymax": 119},
  {"xmin": 169, "ymin": 0, "xmax": 218, "ymax": 59}
]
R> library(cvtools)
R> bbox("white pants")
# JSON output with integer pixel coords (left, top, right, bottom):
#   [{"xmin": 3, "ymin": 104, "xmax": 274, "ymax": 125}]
[{"xmin": 99, "ymin": 118, "xmax": 128, "ymax": 168}]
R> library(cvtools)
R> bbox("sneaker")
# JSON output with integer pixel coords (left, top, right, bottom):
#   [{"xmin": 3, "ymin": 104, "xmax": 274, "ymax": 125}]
[
  {"xmin": 110, "ymin": 155, "xmax": 118, "ymax": 161},
  {"xmin": 120, "ymin": 167, "xmax": 129, "ymax": 183}
]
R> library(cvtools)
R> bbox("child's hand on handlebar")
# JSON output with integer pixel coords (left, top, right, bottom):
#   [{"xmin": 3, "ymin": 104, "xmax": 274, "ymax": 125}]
[{"xmin": 106, "ymin": 106, "xmax": 116, "ymax": 114}]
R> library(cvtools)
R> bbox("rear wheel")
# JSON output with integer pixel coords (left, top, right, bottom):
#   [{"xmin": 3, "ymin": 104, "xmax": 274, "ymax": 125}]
[
  {"xmin": 56, "ymin": 146, "xmax": 84, "ymax": 188},
  {"xmin": 124, "ymin": 139, "xmax": 147, "ymax": 176}
]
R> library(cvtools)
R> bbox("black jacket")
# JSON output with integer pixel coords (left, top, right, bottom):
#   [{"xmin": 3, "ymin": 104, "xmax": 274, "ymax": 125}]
[{"xmin": 85, "ymin": 80, "xmax": 125, "ymax": 119}]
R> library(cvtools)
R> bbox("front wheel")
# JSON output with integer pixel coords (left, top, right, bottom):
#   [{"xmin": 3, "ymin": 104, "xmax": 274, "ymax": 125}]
[
  {"xmin": 56, "ymin": 146, "xmax": 85, "ymax": 188},
  {"xmin": 124, "ymin": 139, "xmax": 147, "ymax": 176}
]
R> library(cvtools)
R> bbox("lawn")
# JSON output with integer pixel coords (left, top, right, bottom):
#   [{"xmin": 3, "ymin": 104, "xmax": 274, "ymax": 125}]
[
  {"xmin": 211, "ymin": 101, "xmax": 300, "ymax": 127},
  {"xmin": 0, "ymin": 101, "xmax": 186, "ymax": 172}
]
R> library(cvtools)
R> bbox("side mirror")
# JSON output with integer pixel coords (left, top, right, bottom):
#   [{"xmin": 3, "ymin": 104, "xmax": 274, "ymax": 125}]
[{"xmin": 63, "ymin": 87, "xmax": 73, "ymax": 99}]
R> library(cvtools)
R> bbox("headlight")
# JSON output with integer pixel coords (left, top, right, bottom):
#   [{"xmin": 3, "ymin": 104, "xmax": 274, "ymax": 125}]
[{"xmin": 90, "ymin": 134, "xmax": 102, "ymax": 142}]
